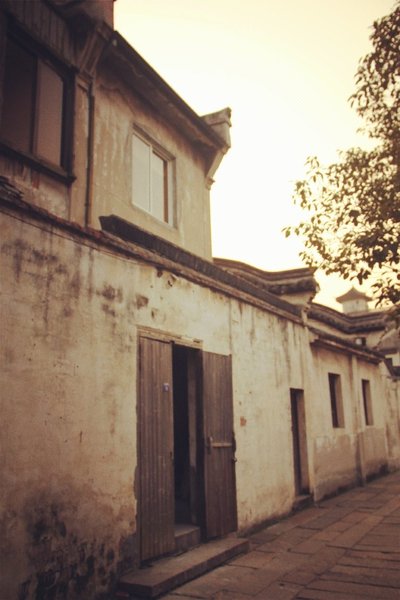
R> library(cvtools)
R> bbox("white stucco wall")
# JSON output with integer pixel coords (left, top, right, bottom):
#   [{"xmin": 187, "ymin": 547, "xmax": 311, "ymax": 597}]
[{"xmin": 91, "ymin": 69, "xmax": 214, "ymax": 260}]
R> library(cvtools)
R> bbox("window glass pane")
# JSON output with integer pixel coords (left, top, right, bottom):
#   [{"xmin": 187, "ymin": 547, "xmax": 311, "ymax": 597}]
[
  {"xmin": 132, "ymin": 134, "xmax": 150, "ymax": 212},
  {"xmin": 0, "ymin": 38, "xmax": 35, "ymax": 153},
  {"xmin": 36, "ymin": 60, "xmax": 64, "ymax": 165},
  {"xmin": 151, "ymin": 151, "xmax": 166, "ymax": 221}
]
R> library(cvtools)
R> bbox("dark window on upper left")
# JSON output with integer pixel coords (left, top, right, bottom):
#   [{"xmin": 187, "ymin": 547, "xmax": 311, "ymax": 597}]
[{"xmin": 0, "ymin": 36, "xmax": 68, "ymax": 169}]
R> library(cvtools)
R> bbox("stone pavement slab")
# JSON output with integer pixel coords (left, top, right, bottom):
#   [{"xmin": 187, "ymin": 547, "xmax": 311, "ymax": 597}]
[
  {"xmin": 326, "ymin": 514, "xmax": 383, "ymax": 548},
  {"xmin": 300, "ymin": 578, "xmax": 400, "ymax": 599},
  {"xmin": 158, "ymin": 471, "xmax": 400, "ymax": 599}
]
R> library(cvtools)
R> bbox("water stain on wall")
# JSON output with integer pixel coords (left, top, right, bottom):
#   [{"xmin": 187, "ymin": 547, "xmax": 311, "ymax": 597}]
[{"xmin": 14, "ymin": 487, "xmax": 134, "ymax": 600}]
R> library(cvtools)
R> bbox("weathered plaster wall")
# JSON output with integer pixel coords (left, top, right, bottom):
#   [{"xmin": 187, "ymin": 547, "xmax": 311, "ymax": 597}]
[
  {"xmin": 91, "ymin": 69, "xmax": 213, "ymax": 260},
  {"xmin": 0, "ymin": 207, "xmax": 303, "ymax": 597},
  {"xmin": 357, "ymin": 360, "xmax": 388, "ymax": 478},
  {"xmin": 382, "ymin": 371, "xmax": 400, "ymax": 470},
  {"xmin": 0, "ymin": 210, "xmax": 244, "ymax": 598},
  {"xmin": 231, "ymin": 302, "xmax": 309, "ymax": 529},
  {"xmin": 309, "ymin": 347, "xmax": 390, "ymax": 500},
  {"xmin": 1, "ymin": 206, "xmax": 398, "ymax": 597},
  {"xmin": 1, "ymin": 213, "xmax": 138, "ymax": 599},
  {"xmin": 0, "ymin": 154, "xmax": 71, "ymax": 218},
  {"xmin": 310, "ymin": 348, "xmax": 359, "ymax": 500}
]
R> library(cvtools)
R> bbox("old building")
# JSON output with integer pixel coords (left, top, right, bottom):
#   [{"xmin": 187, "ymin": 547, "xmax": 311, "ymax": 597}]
[{"xmin": 1, "ymin": 1, "xmax": 399, "ymax": 598}]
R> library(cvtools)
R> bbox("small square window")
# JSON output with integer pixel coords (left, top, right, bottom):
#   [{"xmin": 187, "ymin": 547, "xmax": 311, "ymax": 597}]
[
  {"xmin": 132, "ymin": 132, "xmax": 174, "ymax": 225},
  {"xmin": 328, "ymin": 373, "xmax": 345, "ymax": 428},
  {"xmin": 362, "ymin": 379, "xmax": 373, "ymax": 426},
  {"xmin": 0, "ymin": 35, "xmax": 70, "ymax": 170}
]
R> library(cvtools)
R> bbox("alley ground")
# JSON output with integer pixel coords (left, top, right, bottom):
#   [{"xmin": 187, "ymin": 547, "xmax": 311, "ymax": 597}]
[{"xmin": 163, "ymin": 470, "xmax": 400, "ymax": 599}]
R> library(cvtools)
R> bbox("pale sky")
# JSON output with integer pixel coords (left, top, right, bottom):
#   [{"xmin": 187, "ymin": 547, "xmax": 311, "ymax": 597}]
[{"xmin": 114, "ymin": 0, "xmax": 395, "ymax": 309}]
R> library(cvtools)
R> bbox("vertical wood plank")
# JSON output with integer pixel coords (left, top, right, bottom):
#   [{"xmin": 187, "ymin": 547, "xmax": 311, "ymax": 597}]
[
  {"xmin": 139, "ymin": 337, "xmax": 175, "ymax": 561},
  {"xmin": 202, "ymin": 352, "xmax": 237, "ymax": 539}
]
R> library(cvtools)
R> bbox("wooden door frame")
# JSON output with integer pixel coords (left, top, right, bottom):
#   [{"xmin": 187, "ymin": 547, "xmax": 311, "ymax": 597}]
[
  {"xmin": 136, "ymin": 332, "xmax": 237, "ymax": 559},
  {"xmin": 136, "ymin": 330, "xmax": 203, "ymax": 562},
  {"xmin": 137, "ymin": 326, "xmax": 203, "ymax": 350}
]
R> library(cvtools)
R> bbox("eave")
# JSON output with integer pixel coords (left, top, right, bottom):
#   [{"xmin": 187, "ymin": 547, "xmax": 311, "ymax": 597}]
[
  {"xmin": 214, "ymin": 258, "xmax": 318, "ymax": 296},
  {"xmin": 100, "ymin": 215, "xmax": 303, "ymax": 320},
  {"xmin": 99, "ymin": 32, "xmax": 228, "ymax": 167},
  {"xmin": 0, "ymin": 180, "xmax": 302, "ymax": 324},
  {"xmin": 308, "ymin": 303, "xmax": 386, "ymax": 335},
  {"xmin": 309, "ymin": 327, "xmax": 383, "ymax": 364}
]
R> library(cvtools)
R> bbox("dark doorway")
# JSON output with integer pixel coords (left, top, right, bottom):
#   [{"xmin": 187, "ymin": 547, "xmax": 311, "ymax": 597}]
[
  {"xmin": 172, "ymin": 345, "xmax": 199, "ymax": 525},
  {"xmin": 290, "ymin": 389, "xmax": 309, "ymax": 496}
]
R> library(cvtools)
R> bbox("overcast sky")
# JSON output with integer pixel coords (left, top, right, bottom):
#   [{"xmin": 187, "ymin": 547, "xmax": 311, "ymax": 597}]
[{"xmin": 114, "ymin": 0, "xmax": 395, "ymax": 309}]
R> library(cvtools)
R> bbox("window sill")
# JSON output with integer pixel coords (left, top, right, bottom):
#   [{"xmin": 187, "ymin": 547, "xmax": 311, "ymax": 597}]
[
  {"xmin": 0, "ymin": 142, "xmax": 76, "ymax": 185},
  {"xmin": 132, "ymin": 202, "xmax": 177, "ymax": 231}
]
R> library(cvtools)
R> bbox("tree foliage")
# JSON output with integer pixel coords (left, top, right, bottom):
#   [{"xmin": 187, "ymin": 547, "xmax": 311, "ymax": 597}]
[{"xmin": 285, "ymin": 3, "xmax": 400, "ymax": 306}]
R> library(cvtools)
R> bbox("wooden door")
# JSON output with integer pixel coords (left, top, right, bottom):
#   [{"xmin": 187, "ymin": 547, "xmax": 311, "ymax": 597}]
[
  {"xmin": 290, "ymin": 389, "xmax": 309, "ymax": 496},
  {"xmin": 201, "ymin": 352, "xmax": 237, "ymax": 539},
  {"xmin": 138, "ymin": 337, "xmax": 175, "ymax": 561}
]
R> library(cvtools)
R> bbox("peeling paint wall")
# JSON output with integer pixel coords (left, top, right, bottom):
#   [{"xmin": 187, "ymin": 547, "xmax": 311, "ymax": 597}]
[
  {"xmin": 231, "ymin": 302, "xmax": 309, "ymax": 528},
  {"xmin": 0, "ymin": 209, "xmax": 252, "ymax": 597},
  {"xmin": 0, "ymin": 154, "xmax": 71, "ymax": 218},
  {"xmin": 1, "ymin": 3, "xmax": 399, "ymax": 598},
  {"xmin": 382, "ymin": 373, "xmax": 400, "ymax": 470},
  {"xmin": 1, "ymin": 205, "xmax": 399, "ymax": 598},
  {"xmin": 309, "ymin": 347, "xmax": 390, "ymax": 500},
  {"xmin": 1, "ymin": 214, "xmax": 137, "ymax": 599},
  {"xmin": 310, "ymin": 348, "xmax": 359, "ymax": 501}
]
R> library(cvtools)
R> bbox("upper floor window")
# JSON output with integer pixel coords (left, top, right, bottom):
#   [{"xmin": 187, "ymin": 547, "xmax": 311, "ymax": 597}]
[
  {"xmin": 0, "ymin": 35, "xmax": 71, "ymax": 171},
  {"xmin": 132, "ymin": 132, "xmax": 174, "ymax": 225},
  {"xmin": 328, "ymin": 373, "xmax": 345, "ymax": 428}
]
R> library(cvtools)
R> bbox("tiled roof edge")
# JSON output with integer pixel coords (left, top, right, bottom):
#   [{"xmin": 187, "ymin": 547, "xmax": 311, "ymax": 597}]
[{"xmin": 100, "ymin": 215, "xmax": 303, "ymax": 318}]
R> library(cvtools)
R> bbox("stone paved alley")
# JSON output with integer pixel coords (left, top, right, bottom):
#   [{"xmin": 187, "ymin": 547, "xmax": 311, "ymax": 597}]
[{"xmin": 162, "ymin": 471, "xmax": 400, "ymax": 599}]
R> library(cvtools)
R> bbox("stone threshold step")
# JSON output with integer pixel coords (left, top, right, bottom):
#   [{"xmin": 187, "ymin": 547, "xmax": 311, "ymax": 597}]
[
  {"xmin": 174, "ymin": 524, "xmax": 201, "ymax": 553},
  {"xmin": 293, "ymin": 494, "xmax": 313, "ymax": 511},
  {"xmin": 117, "ymin": 536, "xmax": 249, "ymax": 599}
]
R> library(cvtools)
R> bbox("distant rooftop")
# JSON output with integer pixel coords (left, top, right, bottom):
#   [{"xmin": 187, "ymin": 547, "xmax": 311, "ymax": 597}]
[
  {"xmin": 336, "ymin": 286, "xmax": 372, "ymax": 303},
  {"xmin": 214, "ymin": 258, "xmax": 318, "ymax": 297}
]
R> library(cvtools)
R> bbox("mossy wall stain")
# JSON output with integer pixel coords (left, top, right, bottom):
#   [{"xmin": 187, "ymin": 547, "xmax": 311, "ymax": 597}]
[{"xmin": 12, "ymin": 490, "xmax": 135, "ymax": 600}]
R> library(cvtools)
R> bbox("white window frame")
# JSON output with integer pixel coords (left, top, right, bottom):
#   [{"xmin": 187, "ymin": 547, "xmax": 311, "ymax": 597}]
[{"xmin": 131, "ymin": 129, "xmax": 175, "ymax": 226}]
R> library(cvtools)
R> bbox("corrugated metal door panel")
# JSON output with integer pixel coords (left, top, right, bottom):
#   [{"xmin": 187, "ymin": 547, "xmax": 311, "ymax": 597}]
[
  {"xmin": 139, "ymin": 337, "xmax": 175, "ymax": 561},
  {"xmin": 202, "ymin": 352, "xmax": 237, "ymax": 539}
]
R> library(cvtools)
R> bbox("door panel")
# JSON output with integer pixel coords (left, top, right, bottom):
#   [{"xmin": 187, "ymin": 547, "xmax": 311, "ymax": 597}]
[
  {"xmin": 202, "ymin": 352, "xmax": 237, "ymax": 539},
  {"xmin": 290, "ymin": 389, "xmax": 309, "ymax": 495},
  {"xmin": 139, "ymin": 337, "xmax": 175, "ymax": 561}
]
